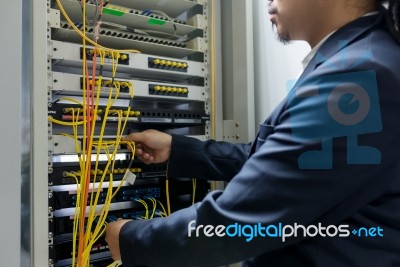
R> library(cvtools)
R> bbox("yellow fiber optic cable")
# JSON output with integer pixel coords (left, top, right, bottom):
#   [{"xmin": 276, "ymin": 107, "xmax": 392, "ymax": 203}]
[
  {"xmin": 59, "ymin": 97, "xmax": 83, "ymax": 106},
  {"xmin": 85, "ymin": 59, "xmax": 115, "ymax": 238},
  {"xmin": 165, "ymin": 177, "xmax": 171, "ymax": 216},
  {"xmin": 48, "ymin": 117, "xmax": 85, "ymax": 126},
  {"xmin": 149, "ymin": 198, "xmax": 157, "ymax": 219},
  {"xmin": 156, "ymin": 200, "xmax": 168, "ymax": 217},
  {"xmin": 106, "ymin": 260, "xmax": 122, "ymax": 267},
  {"xmin": 84, "ymin": 98, "xmax": 132, "ymax": 261},
  {"xmin": 73, "ymin": 109, "xmax": 86, "ymax": 175},
  {"xmin": 192, "ymin": 178, "xmax": 197, "ymax": 205},
  {"xmin": 86, "ymin": 78, "xmax": 110, "ymax": 233},
  {"xmin": 164, "ymin": 160, "xmax": 172, "ymax": 216},
  {"xmin": 76, "ymin": 0, "xmax": 89, "ymax": 262},
  {"xmin": 135, "ymin": 199, "xmax": 149, "ymax": 219},
  {"xmin": 58, "ymin": 2, "xmax": 137, "ymax": 265},
  {"xmin": 65, "ymin": 170, "xmax": 80, "ymax": 267}
]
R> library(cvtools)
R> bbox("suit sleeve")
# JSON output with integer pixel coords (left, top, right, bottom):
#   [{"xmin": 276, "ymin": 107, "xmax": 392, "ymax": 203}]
[
  {"xmin": 167, "ymin": 134, "xmax": 251, "ymax": 182},
  {"xmin": 119, "ymin": 70, "xmax": 399, "ymax": 267}
]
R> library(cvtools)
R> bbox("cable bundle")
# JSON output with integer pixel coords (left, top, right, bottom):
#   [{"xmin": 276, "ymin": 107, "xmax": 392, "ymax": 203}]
[{"xmin": 51, "ymin": 1, "xmax": 139, "ymax": 266}]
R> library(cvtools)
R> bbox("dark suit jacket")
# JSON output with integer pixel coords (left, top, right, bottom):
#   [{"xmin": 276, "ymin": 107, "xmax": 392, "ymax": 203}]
[{"xmin": 119, "ymin": 12, "xmax": 400, "ymax": 267}]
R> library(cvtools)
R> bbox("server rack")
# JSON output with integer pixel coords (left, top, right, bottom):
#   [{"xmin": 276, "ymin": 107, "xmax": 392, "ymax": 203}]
[
  {"xmin": 44, "ymin": 0, "xmax": 212, "ymax": 266},
  {"xmin": 13, "ymin": 0, "xmax": 257, "ymax": 266}
]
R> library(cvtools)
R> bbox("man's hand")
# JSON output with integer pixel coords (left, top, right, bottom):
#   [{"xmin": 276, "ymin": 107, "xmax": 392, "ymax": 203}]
[
  {"xmin": 123, "ymin": 130, "xmax": 172, "ymax": 164},
  {"xmin": 105, "ymin": 220, "xmax": 131, "ymax": 261}
]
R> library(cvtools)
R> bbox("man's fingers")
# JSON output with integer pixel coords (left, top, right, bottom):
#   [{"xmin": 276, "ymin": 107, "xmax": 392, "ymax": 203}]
[
  {"xmin": 122, "ymin": 132, "xmax": 147, "ymax": 142},
  {"xmin": 136, "ymin": 148, "xmax": 143, "ymax": 155},
  {"xmin": 137, "ymin": 155, "xmax": 154, "ymax": 165},
  {"xmin": 105, "ymin": 220, "xmax": 131, "ymax": 261}
]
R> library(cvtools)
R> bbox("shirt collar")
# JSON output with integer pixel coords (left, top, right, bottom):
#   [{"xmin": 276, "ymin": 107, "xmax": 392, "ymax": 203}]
[{"xmin": 301, "ymin": 32, "xmax": 334, "ymax": 70}]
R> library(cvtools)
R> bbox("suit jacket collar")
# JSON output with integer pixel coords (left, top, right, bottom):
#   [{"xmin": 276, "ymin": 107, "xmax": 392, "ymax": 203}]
[{"xmin": 299, "ymin": 12, "xmax": 384, "ymax": 81}]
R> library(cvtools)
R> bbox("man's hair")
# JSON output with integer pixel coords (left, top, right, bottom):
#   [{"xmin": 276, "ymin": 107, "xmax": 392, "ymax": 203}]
[{"xmin": 378, "ymin": 0, "xmax": 400, "ymax": 43}]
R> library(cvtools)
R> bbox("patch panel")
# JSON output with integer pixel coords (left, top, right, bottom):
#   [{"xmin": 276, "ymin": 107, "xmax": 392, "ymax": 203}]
[
  {"xmin": 49, "ymin": 175, "xmax": 208, "ymax": 240},
  {"xmin": 52, "ymin": 72, "xmax": 207, "ymax": 101},
  {"xmin": 49, "ymin": 162, "xmax": 167, "ymax": 186},
  {"xmin": 49, "ymin": 208, "xmax": 162, "ymax": 237},
  {"xmin": 50, "ymin": 135, "xmax": 134, "ymax": 158},
  {"xmin": 80, "ymin": 77, "xmax": 133, "ymax": 94},
  {"xmin": 63, "ymin": 107, "xmax": 141, "ymax": 117},
  {"xmin": 139, "ymin": 109, "xmax": 208, "ymax": 125},
  {"xmin": 53, "ymin": 0, "xmax": 202, "ymax": 37},
  {"xmin": 53, "ymin": 201, "xmax": 145, "ymax": 218},
  {"xmin": 122, "ymin": 187, "xmax": 161, "ymax": 198},
  {"xmin": 49, "ymin": 102, "xmax": 209, "ymax": 130},
  {"xmin": 59, "ymin": 167, "xmax": 142, "ymax": 180},
  {"xmin": 51, "ymin": 186, "xmax": 161, "ymax": 209},
  {"xmin": 110, "ymin": 0, "xmax": 204, "ymax": 18},
  {"xmin": 50, "ymin": 237, "xmax": 110, "ymax": 267},
  {"xmin": 80, "ymin": 47, "xmax": 130, "ymax": 65},
  {"xmin": 51, "ymin": 138, "xmax": 132, "ymax": 157},
  {"xmin": 51, "ymin": 41, "xmax": 205, "ymax": 80},
  {"xmin": 72, "ymin": 6, "xmax": 187, "ymax": 27},
  {"xmin": 59, "ymin": 22, "xmax": 187, "ymax": 49},
  {"xmin": 52, "ymin": 23, "xmax": 199, "ymax": 59},
  {"xmin": 48, "ymin": 103, "xmax": 141, "ymax": 124}
]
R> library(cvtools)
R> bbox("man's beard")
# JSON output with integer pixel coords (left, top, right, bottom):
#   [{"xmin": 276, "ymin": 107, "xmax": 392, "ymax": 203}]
[{"xmin": 271, "ymin": 22, "xmax": 291, "ymax": 45}]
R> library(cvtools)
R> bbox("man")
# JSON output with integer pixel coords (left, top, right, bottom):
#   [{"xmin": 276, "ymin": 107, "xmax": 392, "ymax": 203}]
[{"xmin": 106, "ymin": 0, "xmax": 400, "ymax": 266}]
